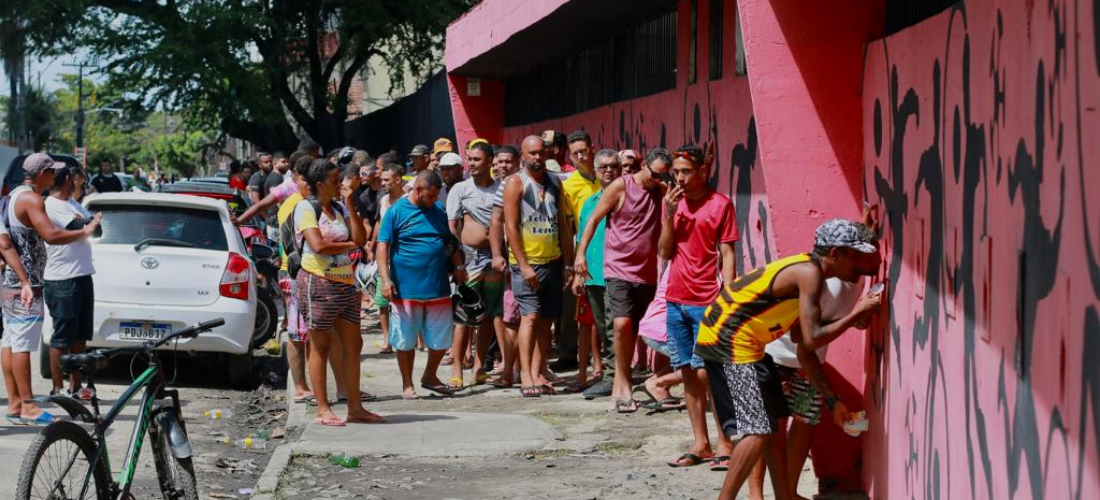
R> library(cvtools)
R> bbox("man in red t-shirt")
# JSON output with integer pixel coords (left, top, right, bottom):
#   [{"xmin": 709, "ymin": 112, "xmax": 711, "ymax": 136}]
[{"xmin": 659, "ymin": 144, "xmax": 738, "ymax": 468}]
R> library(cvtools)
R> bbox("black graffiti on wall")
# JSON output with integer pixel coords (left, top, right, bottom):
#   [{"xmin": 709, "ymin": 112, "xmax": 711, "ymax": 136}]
[{"xmin": 866, "ymin": 1, "xmax": 1095, "ymax": 499}]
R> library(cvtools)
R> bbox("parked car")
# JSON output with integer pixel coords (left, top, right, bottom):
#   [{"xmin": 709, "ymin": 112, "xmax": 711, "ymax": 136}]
[
  {"xmin": 155, "ymin": 181, "xmax": 279, "ymax": 347},
  {"xmin": 39, "ymin": 192, "xmax": 259, "ymax": 384},
  {"xmin": 1, "ymin": 153, "xmax": 82, "ymax": 196},
  {"xmin": 187, "ymin": 177, "xmax": 230, "ymax": 186}
]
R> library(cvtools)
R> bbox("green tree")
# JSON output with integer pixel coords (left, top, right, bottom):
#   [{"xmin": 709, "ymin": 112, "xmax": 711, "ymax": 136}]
[
  {"xmin": 9, "ymin": 0, "xmax": 474, "ymax": 152},
  {"xmin": 0, "ymin": 86, "xmax": 60, "ymax": 151}
]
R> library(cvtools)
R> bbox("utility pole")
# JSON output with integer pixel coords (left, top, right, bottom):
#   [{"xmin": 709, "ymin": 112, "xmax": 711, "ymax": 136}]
[{"xmin": 62, "ymin": 60, "xmax": 98, "ymax": 166}]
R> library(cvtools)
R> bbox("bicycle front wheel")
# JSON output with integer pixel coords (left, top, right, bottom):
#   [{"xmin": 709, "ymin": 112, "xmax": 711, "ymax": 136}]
[
  {"xmin": 16, "ymin": 420, "xmax": 110, "ymax": 500},
  {"xmin": 150, "ymin": 412, "xmax": 199, "ymax": 500}
]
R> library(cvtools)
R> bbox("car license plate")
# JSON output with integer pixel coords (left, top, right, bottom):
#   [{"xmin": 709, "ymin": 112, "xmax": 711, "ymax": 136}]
[
  {"xmin": 119, "ymin": 322, "xmax": 172, "ymax": 341},
  {"xmin": 251, "ymin": 236, "xmax": 266, "ymax": 245}
]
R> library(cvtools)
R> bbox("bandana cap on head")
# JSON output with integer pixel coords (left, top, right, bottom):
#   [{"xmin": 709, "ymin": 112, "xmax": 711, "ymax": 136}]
[
  {"xmin": 619, "ymin": 149, "xmax": 638, "ymax": 161},
  {"xmin": 409, "ymin": 144, "xmax": 430, "ymax": 156},
  {"xmin": 22, "ymin": 153, "xmax": 65, "ymax": 176},
  {"xmin": 814, "ymin": 219, "xmax": 877, "ymax": 254}
]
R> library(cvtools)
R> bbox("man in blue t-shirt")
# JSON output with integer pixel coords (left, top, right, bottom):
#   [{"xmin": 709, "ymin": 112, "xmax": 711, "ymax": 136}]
[{"xmin": 377, "ymin": 171, "xmax": 467, "ymax": 399}]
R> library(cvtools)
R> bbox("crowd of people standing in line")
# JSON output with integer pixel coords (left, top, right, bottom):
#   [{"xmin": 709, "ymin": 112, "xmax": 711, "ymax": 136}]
[
  {"xmin": 0, "ymin": 128, "xmax": 887, "ymax": 500},
  {"xmin": 233, "ymin": 130, "xmax": 886, "ymax": 500}
]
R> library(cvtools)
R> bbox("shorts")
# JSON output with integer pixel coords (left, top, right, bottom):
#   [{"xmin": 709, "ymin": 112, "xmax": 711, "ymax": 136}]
[
  {"xmin": 503, "ymin": 271, "xmax": 520, "ymax": 324},
  {"xmin": 576, "ymin": 294, "xmax": 594, "ymax": 326},
  {"xmin": 296, "ymin": 272, "xmax": 361, "ymax": 332},
  {"xmin": 44, "ymin": 276, "xmax": 95, "ymax": 349},
  {"xmin": 463, "ymin": 246, "xmax": 494, "ymax": 280},
  {"xmin": 605, "ymin": 278, "xmax": 656, "ymax": 323},
  {"xmin": 510, "ymin": 261, "xmax": 563, "ymax": 319},
  {"xmin": 666, "ymin": 302, "xmax": 706, "ymax": 369},
  {"xmin": 279, "ymin": 272, "xmax": 308, "ymax": 343},
  {"xmin": 641, "ymin": 336, "xmax": 672, "ymax": 358},
  {"xmin": 586, "ymin": 286, "xmax": 611, "ymax": 351},
  {"xmin": 776, "ymin": 365, "xmax": 823, "ymax": 425},
  {"xmin": 467, "ymin": 273, "xmax": 504, "ymax": 318},
  {"xmin": 2, "ymin": 287, "xmax": 44, "ymax": 353},
  {"xmin": 373, "ymin": 271, "xmax": 390, "ymax": 309},
  {"xmin": 389, "ymin": 297, "xmax": 453, "ymax": 351},
  {"xmin": 706, "ymin": 356, "xmax": 790, "ymax": 437}
]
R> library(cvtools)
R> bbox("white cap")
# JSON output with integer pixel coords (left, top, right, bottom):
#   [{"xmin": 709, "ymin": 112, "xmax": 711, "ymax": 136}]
[{"xmin": 439, "ymin": 152, "xmax": 463, "ymax": 167}]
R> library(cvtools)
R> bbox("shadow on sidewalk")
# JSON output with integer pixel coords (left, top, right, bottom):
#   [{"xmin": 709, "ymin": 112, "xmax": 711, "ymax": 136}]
[{"xmin": 376, "ymin": 413, "xmax": 459, "ymax": 424}]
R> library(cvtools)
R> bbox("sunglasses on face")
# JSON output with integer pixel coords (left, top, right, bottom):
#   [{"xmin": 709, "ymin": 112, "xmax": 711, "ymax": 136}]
[{"xmin": 673, "ymin": 150, "xmax": 703, "ymax": 164}]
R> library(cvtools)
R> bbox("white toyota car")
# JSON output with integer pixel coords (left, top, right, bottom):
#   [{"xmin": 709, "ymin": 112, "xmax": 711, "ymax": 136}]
[{"xmin": 40, "ymin": 192, "xmax": 258, "ymax": 383}]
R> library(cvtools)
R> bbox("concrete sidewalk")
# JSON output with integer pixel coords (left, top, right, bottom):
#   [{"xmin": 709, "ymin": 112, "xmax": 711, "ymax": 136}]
[{"xmin": 254, "ymin": 316, "xmax": 824, "ymax": 499}]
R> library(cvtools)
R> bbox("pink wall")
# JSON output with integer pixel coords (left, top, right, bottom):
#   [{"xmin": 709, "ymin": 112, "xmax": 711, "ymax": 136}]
[
  {"xmin": 444, "ymin": 0, "xmax": 571, "ymax": 72},
  {"xmin": 861, "ymin": 1, "xmax": 1100, "ymax": 499}
]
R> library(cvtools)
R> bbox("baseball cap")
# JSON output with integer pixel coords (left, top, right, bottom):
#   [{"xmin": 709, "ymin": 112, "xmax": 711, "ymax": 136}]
[
  {"xmin": 409, "ymin": 144, "xmax": 430, "ymax": 156},
  {"xmin": 438, "ymin": 152, "xmax": 463, "ymax": 167},
  {"xmin": 814, "ymin": 219, "xmax": 877, "ymax": 254},
  {"xmin": 619, "ymin": 149, "xmax": 638, "ymax": 161},
  {"xmin": 541, "ymin": 130, "xmax": 565, "ymax": 147},
  {"xmin": 23, "ymin": 153, "xmax": 65, "ymax": 176},
  {"xmin": 432, "ymin": 138, "xmax": 455, "ymax": 155},
  {"xmin": 467, "ymin": 138, "xmax": 489, "ymax": 149}
]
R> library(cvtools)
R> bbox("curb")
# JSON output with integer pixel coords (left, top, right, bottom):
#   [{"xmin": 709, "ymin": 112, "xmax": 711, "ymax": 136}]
[{"xmin": 253, "ymin": 366, "xmax": 309, "ymax": 496}]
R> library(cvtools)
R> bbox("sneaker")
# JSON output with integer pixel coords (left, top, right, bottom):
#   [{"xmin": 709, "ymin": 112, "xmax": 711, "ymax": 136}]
[
  {"xmin": 549, "ymin": 357, "xmax": 578, "ymax": 373},
  {"xmin": 582, "ymin": 379, "xmax": 613, "ymax": 400}
]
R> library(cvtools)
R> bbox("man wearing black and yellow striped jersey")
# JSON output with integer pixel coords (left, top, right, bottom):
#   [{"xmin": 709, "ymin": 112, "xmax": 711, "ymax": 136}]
[{"xmin": 695, "ymin": 219, "xmax": 884, "ymax": 500}]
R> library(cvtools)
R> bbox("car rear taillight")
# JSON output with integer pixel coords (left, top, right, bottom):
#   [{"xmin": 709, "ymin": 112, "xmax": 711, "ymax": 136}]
[{"xmin": 219, "ymin": 252, "xmax": 250, "ymax": 300}]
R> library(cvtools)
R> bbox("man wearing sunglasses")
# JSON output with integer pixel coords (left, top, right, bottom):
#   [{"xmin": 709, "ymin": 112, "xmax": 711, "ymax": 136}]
[{"xmin": 574, "ymin": 147, "xmax": 672, "ymax": 411}]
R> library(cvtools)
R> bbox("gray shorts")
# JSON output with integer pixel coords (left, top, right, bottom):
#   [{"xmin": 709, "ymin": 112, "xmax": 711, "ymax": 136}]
[
  {"xmin": 1, "ymin": 287, "xmax": 44, "ymax": 353},
  {"xmin": 509, "ymin": 261, "xmax": 563, "ymax": 319}
]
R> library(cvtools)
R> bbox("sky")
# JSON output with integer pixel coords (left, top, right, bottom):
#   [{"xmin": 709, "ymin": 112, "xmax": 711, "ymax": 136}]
[{"xmin": 0, "ymin": 52, "xmax": 102, "ymax": 96}]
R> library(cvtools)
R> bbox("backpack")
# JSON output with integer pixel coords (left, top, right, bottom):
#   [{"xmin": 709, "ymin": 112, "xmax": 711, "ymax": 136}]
[{"xmin": 281, "ymin": 197, "xmax": 346, "ymax": 279}]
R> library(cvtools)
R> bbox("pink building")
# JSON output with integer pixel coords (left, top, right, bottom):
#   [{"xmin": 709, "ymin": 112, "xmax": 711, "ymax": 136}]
[{"xmin": 444, "ymin": 0, "xmax": 1100, "ymax": 498}]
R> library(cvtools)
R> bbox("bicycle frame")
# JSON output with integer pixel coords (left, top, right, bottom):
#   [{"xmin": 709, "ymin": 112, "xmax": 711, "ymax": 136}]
[{"xmin": 81, "ymin": 356, "xmax": 177, "ymax": 500}]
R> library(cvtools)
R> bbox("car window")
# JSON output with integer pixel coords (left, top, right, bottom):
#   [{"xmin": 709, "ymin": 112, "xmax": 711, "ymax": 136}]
[{"xmin": 90, "ymin": 204, "xmax": 229, "ymax": 251}]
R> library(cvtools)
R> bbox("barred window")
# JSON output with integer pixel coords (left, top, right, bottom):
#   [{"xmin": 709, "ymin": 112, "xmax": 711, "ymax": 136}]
[
  {"xmin": 708, "ymin": 0, "xmax": 723, "ymax": 80},
  {"xmin": 504, "ymin": 9, "xmax": 678, "ymax": 127}
]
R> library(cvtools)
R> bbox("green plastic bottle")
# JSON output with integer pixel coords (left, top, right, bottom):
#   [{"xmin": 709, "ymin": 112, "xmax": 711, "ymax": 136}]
[{"xmin": 328, "ymin": 454, "xmax": 360, "ymax": 468}]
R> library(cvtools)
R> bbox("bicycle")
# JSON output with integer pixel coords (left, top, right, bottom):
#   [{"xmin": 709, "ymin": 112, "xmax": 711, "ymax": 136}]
[{"xmin": 15, "ymin": 318, "xmax": 226, "ymax": 500}]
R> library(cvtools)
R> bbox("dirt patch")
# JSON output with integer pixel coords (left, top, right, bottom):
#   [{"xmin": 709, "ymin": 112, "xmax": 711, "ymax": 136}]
[{"xmin": 278, "ymin": 454, "xmax": 730, "ymax": 500}]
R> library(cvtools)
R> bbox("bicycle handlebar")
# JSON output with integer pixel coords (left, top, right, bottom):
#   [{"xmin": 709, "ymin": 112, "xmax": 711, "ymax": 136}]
[{"xmin": 64, "ymin": 318, "xmax": 227, "ymax": 372}]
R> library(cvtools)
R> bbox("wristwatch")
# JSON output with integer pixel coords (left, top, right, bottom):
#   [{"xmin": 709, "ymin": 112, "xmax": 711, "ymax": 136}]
[{"xmin": 824, "ymin": 396, "xmax": 840, "ymax": 410}]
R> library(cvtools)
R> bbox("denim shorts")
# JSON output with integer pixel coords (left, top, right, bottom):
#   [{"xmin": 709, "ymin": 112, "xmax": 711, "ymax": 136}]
[{"xmin": 665, "ymin": 302, "xmax": 706, "ymax": 369}]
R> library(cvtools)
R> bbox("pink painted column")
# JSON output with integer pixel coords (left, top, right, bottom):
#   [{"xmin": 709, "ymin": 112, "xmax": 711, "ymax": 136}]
[
  {"xmin": 735, "ymin": 0, "xmax": 884, "ymax": 493},
  {"xmin": 447, "ymin": 74, "xmax": 505, "ymax": 151}
]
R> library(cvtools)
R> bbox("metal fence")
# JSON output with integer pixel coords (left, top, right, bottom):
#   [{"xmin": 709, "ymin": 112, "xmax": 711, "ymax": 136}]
[{"xmin": 504, "ymin": 8, "xmax": 678, "ymax": 127}]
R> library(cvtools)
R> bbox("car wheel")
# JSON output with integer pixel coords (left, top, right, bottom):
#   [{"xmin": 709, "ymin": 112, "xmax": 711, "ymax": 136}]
[
  {"xmin": 251, "ymin": 289, "xmax": 278, "ymax": 350},
  {"xmin": 226, "ymin": 350, "xmax": 254, "ymax": 389}
]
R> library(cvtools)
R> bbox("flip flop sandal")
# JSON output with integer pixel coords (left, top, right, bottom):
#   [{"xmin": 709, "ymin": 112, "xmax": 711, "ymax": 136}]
[
  {"xmin": 640, "ymin": 398, "xmax": 686, "ymax": 413},
  {"xmin": 474, "ymin": 372, "xmax": 491, "ymax": 385},
  {"xmin": 710, "ymin": 456, "xmax": 731, "ymax": 471},
  {"xmin": 313, "ymin": 416, "xmax": 346, "ymax": 427},
  {"xmin": 294, "ymin": 394, "xmax": 316, "ymax": 403},
  {"xmin": 21, "ymin": 413, "xmax": 56, "ymax": 427},
  {"xmin": 667, "ymin": 453, "xmax": 710, "ymax": 468},
  {"xmin": 538, "ymin": 384, "xmax": 556, "ymax": 395},
  {"xmin": 489, "ymin": 379, "xmax": 513, "ymax": 389},
  {"xmin": 5, "ymin": 414, "xmax": 26, "ymax": 426},
  {"xmin": 378, "ymin": 346, "xmax": 394, "ymax": 354},
  {"xmin": 336, "ymin": 391, "xmax": 377, "ymax": 403},
  {"xmin": 614, "ymin": 399, "xmax": 638, "ymax": 414},
  {"xmin": 420, "ymin": 383, "xmax": 455, "ymax": 396},
  {"xmin": 440, "ymin": 354, "xmax": 455, "ymax": 366},
  {"xmin": 448, "ymin": 377, "xmax": 465, "ymax": 389},
  {"xmin": 520, "ymin": 385, "xmax": 541, "ymax": 398}
]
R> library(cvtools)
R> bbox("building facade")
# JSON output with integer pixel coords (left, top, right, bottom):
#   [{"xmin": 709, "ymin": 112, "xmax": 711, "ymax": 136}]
[{"xmin": 443, "ymin": 0, "xmax": 1100, "ymax": 498}]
